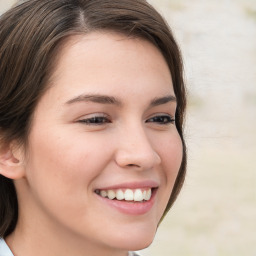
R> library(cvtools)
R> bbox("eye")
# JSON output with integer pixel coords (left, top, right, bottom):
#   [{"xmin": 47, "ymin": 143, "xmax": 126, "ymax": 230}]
[
  {"xmin": 146, "ymin": 115, "xmax": 175, "ymax": 125},
  {"xmin": 77, "ymin": 114, "xmax": 111, "ymax": 125}
]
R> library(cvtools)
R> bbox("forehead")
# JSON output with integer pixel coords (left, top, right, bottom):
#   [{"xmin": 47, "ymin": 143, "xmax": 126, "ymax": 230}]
[{"xmin": 46, "ymin": 32, "xmax": 174, "ymax": 102}]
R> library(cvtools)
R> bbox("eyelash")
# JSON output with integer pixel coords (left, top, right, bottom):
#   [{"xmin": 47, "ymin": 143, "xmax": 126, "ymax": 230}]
[
  {"xmin": 146, "ymin": 115, "xmax": 175, "ymax": 125},
  {"xmin": 77, "ymin": 115, "xmax": 111, "ymax": 125},
  {"xmin": 77, "ymin": 114, "xmax": 175, "ymax": 125}
]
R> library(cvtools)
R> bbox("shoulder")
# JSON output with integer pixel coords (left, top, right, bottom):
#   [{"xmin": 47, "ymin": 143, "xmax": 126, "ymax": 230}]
[{"xmin": 0, "ymin": 239, "xmax": 14, "ymax": 256}]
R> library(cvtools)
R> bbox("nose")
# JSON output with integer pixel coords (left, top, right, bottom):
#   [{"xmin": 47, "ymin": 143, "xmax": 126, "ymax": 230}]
[{"xmin": 114, "ymin": 126, "xmax": 161, "ymax": 171}]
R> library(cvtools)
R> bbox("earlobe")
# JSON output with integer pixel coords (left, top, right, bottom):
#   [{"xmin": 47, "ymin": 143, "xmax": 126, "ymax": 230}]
[{"xmin": 0, "ymin": 144, "xmax": 25, "ymax": 180}]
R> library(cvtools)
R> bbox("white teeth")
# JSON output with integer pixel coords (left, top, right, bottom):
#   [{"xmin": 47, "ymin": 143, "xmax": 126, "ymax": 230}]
[
  {"xmin": 116, "ymin": 189, "xmax": 125, "ymax": 200},
  {"xmin": 145, "ymin": 189, "xmax": 152, "ymax": 201},
  {"xmin": 107, "ymin": 190, "xmax": 116, "ymax": 200},
  {"xmin": 124, "ymin": 189, "xmax": 134, "ymax": 201},
  {"xmin": 96, "ymin": 188, "xmax": 153, "ymax": 202},
  {"xmin": 100, "ymin": 190, "xmax": 108, "ymax": 198},
  {"xmin": 134, "ymin": 189, "xmax": 143, "ymax": 201}
]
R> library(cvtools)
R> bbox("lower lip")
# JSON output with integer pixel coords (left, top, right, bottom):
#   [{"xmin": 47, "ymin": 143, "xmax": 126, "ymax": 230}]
[{"xmin": 95, "ymin": 189, "xmax": 157, "ymax": 215}]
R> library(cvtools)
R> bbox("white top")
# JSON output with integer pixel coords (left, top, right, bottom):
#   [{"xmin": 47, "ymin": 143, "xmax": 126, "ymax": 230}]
[
  {"xmin": 129, "ymin": 252, "xmax": 142, "ymax": 256},
  {"xmin": 0, "ymin": 239, "xmax": 14, "ymax": 256},
  {"xmin": 0, "ymin": 238, "xmax": 142, "ymax": 256}
]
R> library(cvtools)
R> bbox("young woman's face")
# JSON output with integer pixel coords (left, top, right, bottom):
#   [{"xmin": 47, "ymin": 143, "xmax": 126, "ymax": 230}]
[{"xmin": 19, "ymin": 32, "xmax": 183, "ymax": 254}]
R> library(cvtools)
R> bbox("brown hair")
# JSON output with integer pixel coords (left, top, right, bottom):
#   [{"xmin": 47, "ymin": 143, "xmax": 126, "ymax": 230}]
[{"xmin": 0, "ymin": 0, "xmax": 186, "ymax": 237}]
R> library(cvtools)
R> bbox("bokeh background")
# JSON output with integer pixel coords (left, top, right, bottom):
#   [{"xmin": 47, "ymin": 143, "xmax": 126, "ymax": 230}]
[{"xmin": 1, "ymin": 0, "xmax": 255, "ymax": 255}]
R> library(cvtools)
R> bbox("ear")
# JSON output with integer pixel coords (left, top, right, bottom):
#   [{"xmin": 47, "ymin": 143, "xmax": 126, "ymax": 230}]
[{"xmin": 0, "ymin": 143, "xmax": 25, "ymax": 180}]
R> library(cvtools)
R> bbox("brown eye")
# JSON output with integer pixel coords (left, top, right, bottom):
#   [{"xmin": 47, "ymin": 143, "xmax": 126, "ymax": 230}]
[
  {"xmin": 78, "ymin": 116, "xmax": 111, "ymax": 125},
  {"xmin": 146, "ymin": 115, "xmax": 175, "ymax": 125}
]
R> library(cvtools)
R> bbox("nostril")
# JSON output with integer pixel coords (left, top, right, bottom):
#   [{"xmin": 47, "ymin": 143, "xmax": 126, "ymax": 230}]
[{"xmin": 127, "ymin": 164, "xmax": 140, "ymax": 167}]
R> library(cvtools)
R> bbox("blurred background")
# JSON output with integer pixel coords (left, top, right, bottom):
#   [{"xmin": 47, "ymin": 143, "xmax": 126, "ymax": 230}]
[{"xmin": 1, "ymin": 0, "xmax": 255, "ymax": 255}]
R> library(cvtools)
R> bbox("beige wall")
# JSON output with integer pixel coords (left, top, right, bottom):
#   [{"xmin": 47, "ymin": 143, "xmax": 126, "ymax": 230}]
[{"xmin": 0, "ymin": 0, "xmax": 16, "ymax": 14}]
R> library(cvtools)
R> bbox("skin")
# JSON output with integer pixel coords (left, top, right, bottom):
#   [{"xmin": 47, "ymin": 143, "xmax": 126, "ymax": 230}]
[{"xmin": 4, "ymin": 32, "xmax": 183, "ymax": 256}]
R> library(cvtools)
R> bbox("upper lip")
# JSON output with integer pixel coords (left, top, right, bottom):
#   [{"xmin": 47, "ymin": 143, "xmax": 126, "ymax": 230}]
[{"xmin": 95, "ymin": 180, "xmax": 159, "ymax": 191}]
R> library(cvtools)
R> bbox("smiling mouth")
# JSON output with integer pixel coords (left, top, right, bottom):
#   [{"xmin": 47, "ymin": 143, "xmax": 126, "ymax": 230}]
[{"xmin": 95, "ymin": 188, "xmax": 154, "ymax": 202}]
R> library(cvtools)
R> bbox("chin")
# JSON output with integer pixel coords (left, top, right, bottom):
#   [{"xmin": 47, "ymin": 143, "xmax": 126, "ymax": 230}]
[
  {"xmin": 127, "ymin": 237, "xmax": 154, "ymax": 251},
  {"xmin": 113, "ymin": 225, "xmax": 156, "ymax": 252}
]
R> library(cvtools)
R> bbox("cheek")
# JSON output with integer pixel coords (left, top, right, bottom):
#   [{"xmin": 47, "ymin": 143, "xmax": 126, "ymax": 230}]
[
  {"xmin": 24, "ymin": 129, "xmax": 112, "ymax": 200},
  {"xmin": 158, "ymin": 133, "xmax": 183, "ymax": 180},
  {"xmin": 152, "ymin": 132, "xmax": 183, "ymax": 220},
  {"xmin": 23, "ymin": 132, "xmax": 115, "ymax": 228}
]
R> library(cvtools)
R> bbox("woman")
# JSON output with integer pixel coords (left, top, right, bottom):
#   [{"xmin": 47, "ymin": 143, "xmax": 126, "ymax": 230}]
[{"xmin": 0, "ymin": 0, "xmax": 187, "ymax": 255}]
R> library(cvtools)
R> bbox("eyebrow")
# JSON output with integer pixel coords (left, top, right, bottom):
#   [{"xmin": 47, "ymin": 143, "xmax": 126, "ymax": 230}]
[
  {"xmin": 65, "ymin": 94, "xmax": 176, "ymax": 107},
  {"xmin": 65, "ymin": 94, "xmax": 122, "ymax": 106},
  {"xmin": 149, "ymin": 95, "xmax": 176, "ymax": 107}
]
